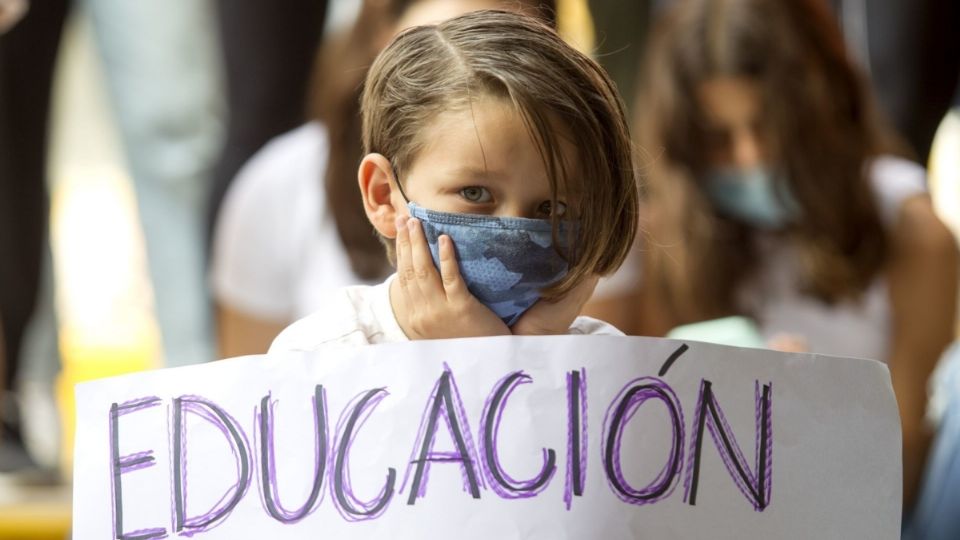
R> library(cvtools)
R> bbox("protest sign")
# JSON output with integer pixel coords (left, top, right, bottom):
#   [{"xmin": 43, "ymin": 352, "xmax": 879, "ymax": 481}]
[{"xmin": 74, "ymin": 336, "xmax": 901, "ymax": 538}]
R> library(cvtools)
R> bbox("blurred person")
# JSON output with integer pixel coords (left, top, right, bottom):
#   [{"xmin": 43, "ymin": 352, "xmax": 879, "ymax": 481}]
[
  {"xmin": 587, "ymin": 0, "xmax": 960, "ymax": 163},
  {"xmin": 905, "ymin": 93, "xmax": 960, "ymax": 540},
  {"xmin": 0, "ymin": 0, "xmax": 221, "ymax": 469},
  {"xmin": 905, "ymin": 342, "xmax": 960, "ymax": 540},
  {"xmin": 0, "ymin": 0, "xmax": 222, "ymax": 374},
  {"xmin": 0, "ymin": 1, "xmax": 60, "ymax": 472},
  {"xmin": 0, "ymin": 0, "xmax": 52, "ymax": 474},
  {"xmin": 206, "ymin": 0, "xmax": 328, "ymax": 244},
  {"xmin": 0, "ymin": 0, "xmax": 64, "ymax": 472},
  {"xmin": 211, "ymin": 0, "xmax": 557, "ymax": 359},
  {"xmin": 84, "ymin": 0, "xmax": 224, "ymax": 369},
  {"xmin": 585, "ymin": 0, "xmax": 958, "ymax": 512}
]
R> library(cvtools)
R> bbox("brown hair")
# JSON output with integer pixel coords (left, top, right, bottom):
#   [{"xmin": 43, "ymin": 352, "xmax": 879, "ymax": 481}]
[
  {"xmin": 361, "ymin": 9, "xmax": 638, "ymax": 298},
  {"xmin": 636, "ymin": 0, "xmax": 905, "ymax": 323},
  {"xmin": 313, "ymin": 1, "xmax": 558, "ymax": 281}
]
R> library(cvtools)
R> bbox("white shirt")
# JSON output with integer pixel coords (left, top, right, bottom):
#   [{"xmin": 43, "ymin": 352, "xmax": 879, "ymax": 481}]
[
  {"xmin": 211, "ymin": 122, "xmax": 377, "ymax": 321},
  {"xmin": 269, "ymin": 274, "xmax": 624, "ymax": 352},
  {"xmin": 738, "ymin": 156, "xmax": 928, "ymax": 364}
]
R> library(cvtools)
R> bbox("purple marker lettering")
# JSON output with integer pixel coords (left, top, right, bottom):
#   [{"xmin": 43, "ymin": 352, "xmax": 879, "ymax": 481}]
[
  {"xmin": 257, "ymin": 385, "xmax": 329, "ymax": 523},
  {"xmin": 479, "ymin": 371, "xmax": 557, "ymax": 499},
  {"xmin": 402, "ymin": 366, "xmax": 484, "ymax": 504},
  {"xmin": 602, "ymin": 377, "xmax": 685, "ymax": 506},
  {"xmin": 331, "ymin": 388, "xmax": 396, "ymax": 521},
  {"xmin": 172, "ymin": 396, "xmax": 252, "ymax": 536}
]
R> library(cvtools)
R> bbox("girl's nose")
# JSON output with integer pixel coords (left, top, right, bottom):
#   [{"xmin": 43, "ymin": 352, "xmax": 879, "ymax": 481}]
[
  {"xmin": 731, "ymin": 129, "xmax": 763, "ymax": 169},
  {"xmin": 495, "ymin": 202, "xmax": 533, "ymax": 219}
]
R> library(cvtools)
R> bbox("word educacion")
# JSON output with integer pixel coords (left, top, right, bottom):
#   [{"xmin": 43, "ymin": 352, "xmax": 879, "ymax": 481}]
[{"xmin": 108, "ymin": 348, "xmax": 773, "ymax": 538}]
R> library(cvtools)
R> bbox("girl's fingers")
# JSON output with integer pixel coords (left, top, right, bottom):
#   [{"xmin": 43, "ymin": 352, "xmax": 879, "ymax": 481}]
[
  {"xmin": 407, "ymin": 218, "xmax": 444, "ymax": 300},
  {"xmin": 438, "ymin": 235, "xmax": 467, "ymax": 298},
  {"xmin": 395, "ymin": 215, "xmax": 420, "ymax": 299}
]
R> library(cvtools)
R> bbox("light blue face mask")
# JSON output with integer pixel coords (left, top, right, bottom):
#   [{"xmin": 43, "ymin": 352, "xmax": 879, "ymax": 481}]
[
  {"xmin": 704, "ymin": 166, "xmax": 799, "ymax": 229},
  {"xmin": 406, "ymin": 202, "xmax": 576, "ymax": 326}
]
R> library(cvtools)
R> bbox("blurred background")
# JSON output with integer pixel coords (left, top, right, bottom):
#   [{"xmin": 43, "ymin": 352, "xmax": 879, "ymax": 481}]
[{"xmin": 0, "ymin": 0, "xmax": 958, "ymax": 538}]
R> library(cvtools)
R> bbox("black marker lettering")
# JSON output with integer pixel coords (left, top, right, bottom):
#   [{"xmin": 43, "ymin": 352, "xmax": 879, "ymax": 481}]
[
  {"xmin": 259, "ymin": 385, "xmax": 328, "ymax": 523},
  {"xmin": 332, "ymin": 388, "xmax": 396, "ymax": 521},
  {"xmin": 405, "ymin": 370, "xmax": 482, "ymax": 504},
  {"xmin": 173, "ymin": 396, "xmax": 252, "ymax": 534},
  {"xmin": 602, "ymin": 377, "xmax": 684, "ymax": 505},
  {"xmin": 109, "ymin": 397, "xmax": 166, "ymax": 540},
  {"xmin": 480, "ymin": 371, "xmax": 557, "ymax": 499},
  {"xmin": 684, "ymin": 380, "xmax": 773, "ymax": 511}
]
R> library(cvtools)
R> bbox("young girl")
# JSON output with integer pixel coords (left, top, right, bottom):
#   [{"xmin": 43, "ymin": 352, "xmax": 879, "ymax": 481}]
[
  {"xmin": 211, "ymin": 0, "xmax": 557, "ymax": 357},
  {"xmin": 268, "ymin": 9, "xmax": 638, "ymax": 349},
  {"xmin": 587, "ymin": 0, "xmax": 958, "ymax": 510}
]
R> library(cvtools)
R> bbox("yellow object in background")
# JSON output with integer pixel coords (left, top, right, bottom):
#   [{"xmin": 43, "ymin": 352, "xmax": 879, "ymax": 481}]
[
  {"xmin": 0, "ymin": 505, "xmax": 72, "ymax": 540},
  {"xmin": 558, "ymin": 0, "xmax": 595, "ymax": 53},
  {"xmin": 56, "ymin": 322, "xmax": 160, "ymax": 477}
]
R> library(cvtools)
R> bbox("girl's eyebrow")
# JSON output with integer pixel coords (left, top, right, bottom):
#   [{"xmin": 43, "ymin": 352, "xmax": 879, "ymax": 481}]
[{"xmin": 449, "ymin": 166, "xmax": 509, "ymax": 182}]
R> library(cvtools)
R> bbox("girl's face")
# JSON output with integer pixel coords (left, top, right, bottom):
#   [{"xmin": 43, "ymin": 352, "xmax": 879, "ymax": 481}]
[
  {"xmin": 696, "ymin": 76, "xmax": 798, "ymax": 229},
  {"xmin": 394, "ymin": 95, "xmax": 573, "ymax": 220},
  {"xmin": 697, "ymin": 76, "xmax": 769, "ymax": 170}
]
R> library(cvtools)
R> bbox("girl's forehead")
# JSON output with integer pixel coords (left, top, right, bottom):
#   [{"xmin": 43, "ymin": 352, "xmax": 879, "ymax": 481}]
[
  {"xmin": 696, "ymin": 76, "xmax": 763, "ymax": 126},
  {"xmin": 412, "ymin": 98, "xmax": 535, "ymax": 166},
  {"xmin": 409, "ymin": 97, "xmax": 581, "ymax": 187}
]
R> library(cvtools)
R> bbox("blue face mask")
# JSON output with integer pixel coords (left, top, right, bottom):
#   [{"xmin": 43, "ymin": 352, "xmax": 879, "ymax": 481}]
[
  {"xmin": 407, "ymin": 202, "xmax": 576, "ymax": 326},
  {"xmin": 704, "ymin": 167, "xmax": 799, "ymax": 229}
]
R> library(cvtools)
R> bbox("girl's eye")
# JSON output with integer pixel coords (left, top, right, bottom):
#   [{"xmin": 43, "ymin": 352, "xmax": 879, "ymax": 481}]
[
  {"xmin": 704, "ymin": 128, "xmax": 731, "ymax": 152},
  {"xmin": 537, "ymin": 200, "xmax": 567, "ymax": 218},
  {"xmin": 459, "ymin": 186, "xmax": 493, "ymax": 203}
]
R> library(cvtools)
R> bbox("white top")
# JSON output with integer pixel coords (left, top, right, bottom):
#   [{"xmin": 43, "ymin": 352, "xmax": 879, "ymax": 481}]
[
  {"xmin": 210, "ymin": 122, "xmax": 377, "ymax": 321},
  {"xmin": 738, "ymin": 156, "xmax": 927, "ymax": 363},
  {"xmin": 269, "ymin": 274, "xmax": 624, "ymax": 352}
]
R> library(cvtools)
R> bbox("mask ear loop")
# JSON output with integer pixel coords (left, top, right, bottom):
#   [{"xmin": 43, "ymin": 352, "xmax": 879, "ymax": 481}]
[{"xmin": 390, "ymin": 160, "xmax": 412, "ymax": 204}]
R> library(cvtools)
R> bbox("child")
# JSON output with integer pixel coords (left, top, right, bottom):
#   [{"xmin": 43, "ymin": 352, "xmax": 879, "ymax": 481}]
[
  {"xmin": 586, "ymin": 0, "xmax": 958, "ymax": 512},
  {"xmin": 269, "ymin": 9, "xmax": 638, "ymax": 351},
  {"xmin": 212, "ymin": 0, "xmax": 557, "ymax": 357}
]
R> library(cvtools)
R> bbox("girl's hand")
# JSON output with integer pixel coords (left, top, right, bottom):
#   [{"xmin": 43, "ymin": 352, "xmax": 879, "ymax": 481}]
[
  {"xmin": 766, "ymin": 333, "xmax": 809, "ymax": 353},
  {"xmin": 394, "ymin": 216, "xmax": 510, "ymax": 340},
  {"xmin": 512, "ymin": 275, "xmax": 600, "ymax": 336}
]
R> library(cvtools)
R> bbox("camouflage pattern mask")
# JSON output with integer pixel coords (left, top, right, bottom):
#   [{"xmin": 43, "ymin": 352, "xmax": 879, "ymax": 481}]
[{"xmin": 407, "ymin": 202, "xmax": 577, "ymax": 326}]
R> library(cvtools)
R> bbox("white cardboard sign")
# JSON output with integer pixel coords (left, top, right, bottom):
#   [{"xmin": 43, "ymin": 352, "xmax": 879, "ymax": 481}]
[{"xmin": 74, "ymin": 336, "xmax": 901, "ymax": 539}]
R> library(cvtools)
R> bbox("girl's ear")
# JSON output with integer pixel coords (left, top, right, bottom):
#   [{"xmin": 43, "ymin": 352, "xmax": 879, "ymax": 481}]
[{"xmin": 358, "ymin": 153, "xmax": 403, "ymax": 239}]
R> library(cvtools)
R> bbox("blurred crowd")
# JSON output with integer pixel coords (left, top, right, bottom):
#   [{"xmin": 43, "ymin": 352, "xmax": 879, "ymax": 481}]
[{"xmin": 0, "ymin": 0, "xmax": 958, "ymax": 537}]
